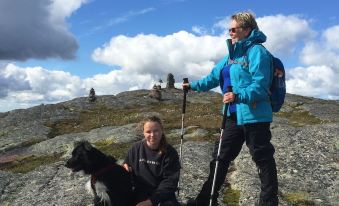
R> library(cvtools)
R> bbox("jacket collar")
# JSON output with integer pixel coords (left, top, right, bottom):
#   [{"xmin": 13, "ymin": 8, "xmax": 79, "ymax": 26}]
[{"xmin": 226, "ymin": 29, "xmax": 267, "ymax": 58}]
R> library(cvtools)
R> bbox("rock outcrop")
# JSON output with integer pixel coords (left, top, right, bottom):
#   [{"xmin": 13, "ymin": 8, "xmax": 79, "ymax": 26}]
[{"xmin": 0, "ymin": 90, "xmax": 338, "ymax": 206}]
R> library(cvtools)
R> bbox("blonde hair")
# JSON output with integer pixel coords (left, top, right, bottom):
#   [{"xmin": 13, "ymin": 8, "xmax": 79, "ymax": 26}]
[
  {"xmin": 231, "ymin": 11, "xmax": 258, "ymax": 31},
  {"xmin": 139, "ymin": 116, "xmax": 168, "ymax": 154}
]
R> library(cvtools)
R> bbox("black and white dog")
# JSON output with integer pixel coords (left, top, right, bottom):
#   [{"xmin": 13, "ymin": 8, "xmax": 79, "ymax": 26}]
[{"xmin": 65, "ymin": 141, "xmax": 133, "ymax": 206}]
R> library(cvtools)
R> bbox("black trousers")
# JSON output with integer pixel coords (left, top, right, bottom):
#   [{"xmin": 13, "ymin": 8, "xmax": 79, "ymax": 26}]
[{"xmin": 196, "ymin": 116, "xmax": 278, "ymax": 204}]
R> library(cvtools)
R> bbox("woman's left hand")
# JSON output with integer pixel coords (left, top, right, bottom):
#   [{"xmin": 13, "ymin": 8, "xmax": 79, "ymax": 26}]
[
  {"xmin": 223, "ymin": 92, "xmax": 235, "ymax": 103},
  {"xmin": 136, "ymin": 199, "xmax": 153, "ymax": 206}
]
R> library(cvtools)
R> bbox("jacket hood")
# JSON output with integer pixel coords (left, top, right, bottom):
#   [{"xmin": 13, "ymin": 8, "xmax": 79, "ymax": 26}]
[
  {"xmin": 241, "ymin": 29, "xmax": 267, "ymax": 47},
  {"xmin": 226, "ymin": 29, "xmax": 267, "ymax": 56}
]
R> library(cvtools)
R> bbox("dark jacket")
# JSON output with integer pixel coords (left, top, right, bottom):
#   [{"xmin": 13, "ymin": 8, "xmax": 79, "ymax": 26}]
[{"xmin": 124, "ymin": 140, "xmax": 180, "ymax": 205}]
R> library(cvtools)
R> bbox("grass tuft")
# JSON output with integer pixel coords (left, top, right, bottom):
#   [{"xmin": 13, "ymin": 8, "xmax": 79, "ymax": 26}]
[
  {"xmin": 223, "ymin": 186, "xmax": 240, "ymax": 206},
  {"xmin": 282, "ymin": 191, "xmax": 316, "ymax": 206},
  {"xmin": 43, "ymin": 100, "xmax": 222, "ymax": 139},
  {"xmin": 93, "ymin": 140, "xmax": 133, "ymax": 160},
  {"xmin": 276, "ymin": 110, "xmax": 322, "ymax": 127}
]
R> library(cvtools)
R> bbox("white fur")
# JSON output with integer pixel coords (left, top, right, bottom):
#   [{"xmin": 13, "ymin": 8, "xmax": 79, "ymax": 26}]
[
  {"xmin": 85, "ymin": 180, "xmax": 94, "ymax": 195},
  {"xmin": 85, "ymin": 180, "xmax": 111, "ymax": 206}
]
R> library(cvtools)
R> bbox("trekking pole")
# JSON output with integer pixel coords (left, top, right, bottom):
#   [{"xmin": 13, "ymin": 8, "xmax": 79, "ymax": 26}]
[
  {"xmin": 177, "ymin": 77, "xmax": 189, "ymax": 196},
  {"xmin": 209, "ymin": 86, "xmax": 232, "ymax": 206}
]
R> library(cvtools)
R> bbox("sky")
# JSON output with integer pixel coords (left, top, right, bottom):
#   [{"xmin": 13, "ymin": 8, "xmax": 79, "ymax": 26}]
[{"xmin": 1, "ymin": 0, "xmax": 339, "ymax": 112}]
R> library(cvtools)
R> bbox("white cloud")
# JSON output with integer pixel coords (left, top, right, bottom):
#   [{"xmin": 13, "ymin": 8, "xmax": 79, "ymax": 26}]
[
  {"xmin": 287, "ymin": 25, "xmax": 339, "ymax": 99},
  {"xmin": 0, "ymin": 63, "xmax": 31, "ymax": 98},
  {"xmin": 91, "ymin": 15, "xmax": 316, "ymax": 83},
  {"xmin": 192, "ymin": 26, "xmax": 208, "ymax": 35},
  {"xmin": 92, "ymin": 31, "xmax": 226, "ymax": 80},
  {"xmin": 208, "ymin": 14, "xmax": 316, "ymax": 56},
  {"xmin": 49, "ymin": 0, "xmax": 88, "ymax": 22},
  {"xmin": 1, "ymin": 64, "xmax": 86, "ymax": 102},
  {"xmin": 300, "ymin": 42, "xmax": 339, "ymax": 70},
  {"xmin": 0, "ymin": 63, "xmax": 158, "ymax": 112},
  {"xmin": 323, "ymin": 25, "xmax": 339, "ymax": 50},
  {"xmin": 83, "ymin": 70, "xmax": 154, "ymax": 95},
  {"xmin": 286, "ymin": 65, "xmax": 339, "ymax": 99},
  {"xmin": 256, "ymin": 15, "xmax": 315, "ymax": 56}
]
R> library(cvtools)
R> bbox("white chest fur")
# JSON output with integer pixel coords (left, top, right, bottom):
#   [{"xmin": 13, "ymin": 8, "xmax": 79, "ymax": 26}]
[{"xmin": 86, "ymin": 180, "xmax": 112, "ymax": 206}]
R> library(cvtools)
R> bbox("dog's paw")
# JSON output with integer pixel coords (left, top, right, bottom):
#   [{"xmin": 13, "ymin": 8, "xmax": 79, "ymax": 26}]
[{"xmin": 67, "ymin": 170, "xmax": 75, "ymax": 176}]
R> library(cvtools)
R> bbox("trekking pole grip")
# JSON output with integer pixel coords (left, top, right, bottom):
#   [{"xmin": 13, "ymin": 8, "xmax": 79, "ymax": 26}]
[
  {"xmin": 221, "ymin": 86, "xmax": 233, "ymax": 129},
  {"xmin": 182, "ymin": 78, "xmax": 189, "ymax": 114}
]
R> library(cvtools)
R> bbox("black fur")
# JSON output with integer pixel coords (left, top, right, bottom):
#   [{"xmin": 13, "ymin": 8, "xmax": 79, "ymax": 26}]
[{"xmin": 65, "ymin": 141, "xmax": 133, "ymax": 206}]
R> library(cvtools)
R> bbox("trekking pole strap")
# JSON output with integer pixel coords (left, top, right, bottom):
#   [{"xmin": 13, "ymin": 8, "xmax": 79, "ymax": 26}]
[
  {"xmin": 182, "ymin": 78, "xmax": 189, "ymax": 114},
  {"xmin": 221, "ymin": 86, "xmax": 232, "ymax": 129}
]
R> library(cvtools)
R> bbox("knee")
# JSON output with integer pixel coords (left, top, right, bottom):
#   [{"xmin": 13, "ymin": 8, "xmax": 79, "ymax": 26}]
[{"xmin": 251, "ymin": 145, "xmax": 275, "ymax": 164}]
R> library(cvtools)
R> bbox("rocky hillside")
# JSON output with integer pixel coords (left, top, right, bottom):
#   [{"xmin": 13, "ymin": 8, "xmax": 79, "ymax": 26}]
[{"xmin": 0, "ymin": 89, "xmax": 338, "ymax": 206}]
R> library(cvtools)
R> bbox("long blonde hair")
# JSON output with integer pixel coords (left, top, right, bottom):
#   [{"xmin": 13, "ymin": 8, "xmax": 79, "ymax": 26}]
[{"xmin": 139, "ymin": 116, "xmax": 168, "ymax": 154}]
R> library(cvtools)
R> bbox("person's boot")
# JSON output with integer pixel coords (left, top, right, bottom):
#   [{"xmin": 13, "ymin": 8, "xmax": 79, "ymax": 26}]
[
  {"xmin": 186, "ymin": 197, "xmax": 218, "ymax": 206},
  {"xmin": 256, "ymin": 196, "xmax": 278, "ymax": 206},
  {"xmin": 256, "ymin": 159, "xmax": 278, "ymax": 204}
]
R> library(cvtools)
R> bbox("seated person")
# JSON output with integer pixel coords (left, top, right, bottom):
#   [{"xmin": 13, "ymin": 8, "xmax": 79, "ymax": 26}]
[{"xmin": 123, "ymin": 116, "xmax": 181, "ymax": 206}]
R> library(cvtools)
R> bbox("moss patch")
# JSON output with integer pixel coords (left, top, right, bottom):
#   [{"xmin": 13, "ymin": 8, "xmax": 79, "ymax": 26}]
[
  {"xmin": 223, "ymin": 186, "xmax": 240, "ymax": 206},
  {"xmin": 44, "ymin": 107, "xmax": 144, "ymax": 138},
  {"xmin": 0, "ymin": 153, "xmax": 63, "ymax": 174},
  {"xmin": 43, "ymin": 99, "xmax": 222, "ymax": 139},
  {"xmin": 93, "ymin": 140, "xmax": 133, "ymax": 160},
  {"xmin": 282, "ymin": 191, "xmax": 315, "ymax": 206},
  {"xmin": 276, "ymin": 110, "xmax": 322, "ymax": 127},
  {"xmin": 188, "ymin": 132, "xmax": 220, "ymax": 143}
]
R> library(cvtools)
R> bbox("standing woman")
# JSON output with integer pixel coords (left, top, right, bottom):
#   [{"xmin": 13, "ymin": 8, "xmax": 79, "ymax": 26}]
[
  {"xmin": 123, "ymin": 116, "xmax": 180, "ymax": 206},
  {"xmin": 184, "ymin": 12, "xmax": 278, "ymax": 206}
]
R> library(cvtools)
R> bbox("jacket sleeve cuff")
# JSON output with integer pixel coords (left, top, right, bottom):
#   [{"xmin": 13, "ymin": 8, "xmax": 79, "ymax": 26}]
[
  {"xmin": 150, "ymin": 196, "xmax": 160, "ymax": 206},
  {"xmin": 234, "ymin": 93, "xmax": 239, "ymax": 103}
]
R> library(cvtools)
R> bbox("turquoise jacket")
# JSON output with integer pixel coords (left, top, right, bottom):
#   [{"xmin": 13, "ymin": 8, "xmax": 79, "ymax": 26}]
[{"xmin": 190, "ymin": 29, "xmax": 273, "ymax": 125}]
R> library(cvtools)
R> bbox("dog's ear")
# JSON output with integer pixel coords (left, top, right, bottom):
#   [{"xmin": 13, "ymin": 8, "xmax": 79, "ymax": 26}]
[{"xmin": 82, "ymin": 141, "xmax": 93, "ymax": 151}]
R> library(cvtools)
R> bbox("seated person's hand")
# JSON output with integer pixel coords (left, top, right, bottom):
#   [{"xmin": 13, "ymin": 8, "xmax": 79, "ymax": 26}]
[
  {"xmin": 123, "ymin": 163, "xmax": 130, "ymax": 172},
  {"xmin": 136, "ymin": 199, "xmax": 153, "ymax": 206}
]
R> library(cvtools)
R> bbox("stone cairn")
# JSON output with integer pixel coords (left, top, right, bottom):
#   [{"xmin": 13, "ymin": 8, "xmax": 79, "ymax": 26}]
[
  {"xmin": 149, "ymin": 84, "xmax": 162, "ymax": 101},
  {"xmin": 88, "ymin": 88, "xmax": 97, "ymax": 102},
  {"xmin": 166, "ymin": 73, "xmax": 175, "ymax": 89}
]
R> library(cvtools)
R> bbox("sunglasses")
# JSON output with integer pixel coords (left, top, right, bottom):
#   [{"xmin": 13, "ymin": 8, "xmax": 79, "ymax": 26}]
[{"xmin": 228, "ymin": 27, "xmax": 242, "ymax": 33}]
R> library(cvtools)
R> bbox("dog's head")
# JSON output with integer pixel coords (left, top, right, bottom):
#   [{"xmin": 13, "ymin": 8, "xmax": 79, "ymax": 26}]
[{"xmin": 65, "ymin": 141, "xmax": 95, "ymax": 174}]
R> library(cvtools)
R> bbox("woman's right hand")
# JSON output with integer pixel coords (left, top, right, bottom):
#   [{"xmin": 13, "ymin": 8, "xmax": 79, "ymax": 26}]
[
  {"xmin": 223, "ymin": 92, "xmax": 235, "ymax": 103},
  {"xmin": 123, "ymin": 163, "xmax": 130, "ymax": 172},
  {"xmin": 182, "ymin": 83, "xmax": 190, "ymax": 90}
]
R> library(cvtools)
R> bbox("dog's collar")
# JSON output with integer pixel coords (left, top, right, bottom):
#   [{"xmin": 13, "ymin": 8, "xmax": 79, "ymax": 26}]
[{"xmin": 91, "ymin": 164, "xmax": 116, "ymax": 191}]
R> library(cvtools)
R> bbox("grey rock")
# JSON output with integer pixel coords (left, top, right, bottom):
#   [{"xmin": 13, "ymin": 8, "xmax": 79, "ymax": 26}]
[
  {"xmin": 0, "ymin": 162, "xmax": 92, "ymax": 206},
  {"xmin": 28, "ymin": 124, "xmax": 140, "ymax": 156}
]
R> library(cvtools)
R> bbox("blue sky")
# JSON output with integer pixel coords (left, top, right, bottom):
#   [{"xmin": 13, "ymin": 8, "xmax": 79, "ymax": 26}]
[{"xmin": 1, "ymin": 0, "xmax": 339, "ymax": 112}]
